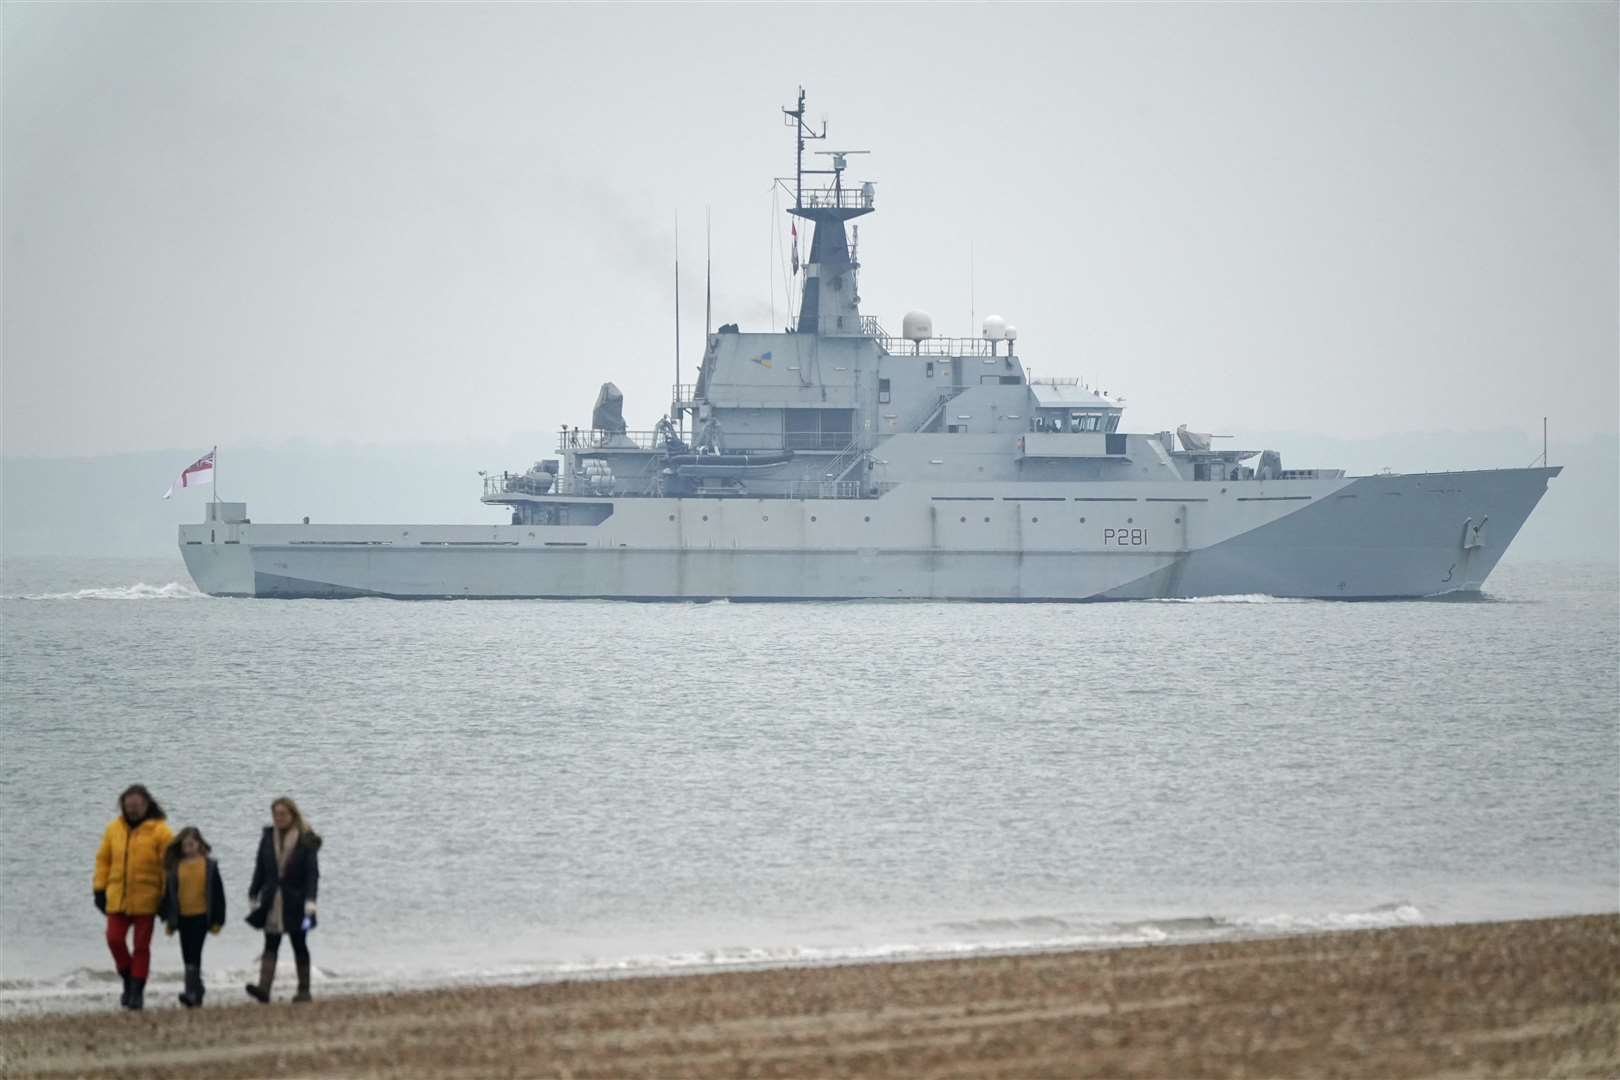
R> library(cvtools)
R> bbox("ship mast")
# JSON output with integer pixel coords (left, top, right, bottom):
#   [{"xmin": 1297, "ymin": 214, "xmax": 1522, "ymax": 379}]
[
  {"xmin": 673, "ymin": 214, "xmax": 681, "ymax": 437},
  {"xmin": 779, "ymin": 88, "xmax": 874, "ymax": 335},
  {"xmin": 781, "ymin": 87, "xmax": 823, "ymax": 212}
]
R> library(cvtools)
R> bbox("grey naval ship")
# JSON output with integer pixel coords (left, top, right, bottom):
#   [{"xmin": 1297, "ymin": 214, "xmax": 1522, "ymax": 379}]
[{"xmin": 181, "ymin": 91, "xmax": 1560, "ymax": 600}]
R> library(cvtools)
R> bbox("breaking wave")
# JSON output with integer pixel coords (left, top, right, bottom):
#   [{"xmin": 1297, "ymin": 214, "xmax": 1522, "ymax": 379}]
[
  {"xmin": 5, "ymin": 582, "xmax": 208, "ymax": 601},
  {"xmin": 1230, "ymin": 901, "xmax": 1425, "ymax": 933},
  {"xmin": 925, "ymin": 902, "xmax": 1423, "ymax": 947}
]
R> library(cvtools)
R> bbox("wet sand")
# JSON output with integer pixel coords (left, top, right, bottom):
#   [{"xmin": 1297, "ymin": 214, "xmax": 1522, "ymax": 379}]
[{"xmin": 1, "ymin": 915, "xmax": 1615, "ymax": 1079}]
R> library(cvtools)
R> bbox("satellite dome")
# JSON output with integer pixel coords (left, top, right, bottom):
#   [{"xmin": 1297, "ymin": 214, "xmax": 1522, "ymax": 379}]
[
  {"xmin": 981, "ymin": 315, "xmax": 1006, "ymax": 341},
  {"xmin": 902, "ymin": 311, "xmax": 934, "ymax": 342},
  {"xmin": 1004, "ymin": 325, "xmax": 1018, "ymax": 341}
]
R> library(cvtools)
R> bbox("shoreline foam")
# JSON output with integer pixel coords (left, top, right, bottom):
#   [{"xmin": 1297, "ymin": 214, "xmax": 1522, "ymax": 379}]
[{"xmin": 0, "ymin": 900, "xmax": 1439, "ymax": 1020}]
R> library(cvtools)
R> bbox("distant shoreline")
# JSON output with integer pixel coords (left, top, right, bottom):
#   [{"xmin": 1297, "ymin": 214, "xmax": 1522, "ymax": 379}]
[{"xmin": 2, "ymin": 914, "xmax": 1614, "ymax": 1079}]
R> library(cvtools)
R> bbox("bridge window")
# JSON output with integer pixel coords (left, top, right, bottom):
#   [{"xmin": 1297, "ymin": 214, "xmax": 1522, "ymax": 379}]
[
  {"xmin": 878, "ymin": 378, "xmax": 891, "ymax": 405},
  {"xmin": 1072, "ymin": 412, "xmax": 1106, "ymax": 432}
]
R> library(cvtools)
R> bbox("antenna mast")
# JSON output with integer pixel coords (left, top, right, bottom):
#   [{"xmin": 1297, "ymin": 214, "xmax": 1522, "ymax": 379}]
[
  {"xmin": 782, "ymin": 86, "xmax": 826, "ymax": 210},
  {"xmin": 705, "ymin": 205, "xmax": 712, "ymax": 337},
  {"xmin": 674, "ymin": 214, "xmax": 681, "ymax": 435}
]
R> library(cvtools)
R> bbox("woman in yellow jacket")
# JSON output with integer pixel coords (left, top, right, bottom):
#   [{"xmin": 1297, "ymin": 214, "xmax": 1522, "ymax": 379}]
[{"xmin": 93, "ymin": 784, "xmax": 173, "ymax": 1010}]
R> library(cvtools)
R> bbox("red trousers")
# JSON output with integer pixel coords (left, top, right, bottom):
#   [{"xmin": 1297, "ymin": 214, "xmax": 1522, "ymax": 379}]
[{"xmin": 106, "ymin": 914, "xmax": 155, "ymax": 980}]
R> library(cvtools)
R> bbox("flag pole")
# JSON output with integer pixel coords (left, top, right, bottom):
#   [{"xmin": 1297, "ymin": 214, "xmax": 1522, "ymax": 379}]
[{"xmin": 213, "ymin": 446, "xmax": 219, "ymax": 504}]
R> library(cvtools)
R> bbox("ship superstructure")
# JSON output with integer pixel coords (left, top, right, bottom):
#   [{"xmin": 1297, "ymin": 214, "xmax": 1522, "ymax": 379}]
[{"xmin": 180, "ymin": 91, "xmax": 1559, "ymax": 600}]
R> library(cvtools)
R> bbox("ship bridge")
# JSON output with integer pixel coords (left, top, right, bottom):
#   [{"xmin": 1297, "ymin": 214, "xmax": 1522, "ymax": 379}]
[{"xmin": 1029, "ymin": 379, "xmax": 1123, "ymax": 433}]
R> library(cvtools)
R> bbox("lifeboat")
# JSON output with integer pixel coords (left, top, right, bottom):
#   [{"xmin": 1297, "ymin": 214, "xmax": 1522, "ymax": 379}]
[{"xmin": 665, "ymin": 450, "xmax": 795, "ymax": 479}]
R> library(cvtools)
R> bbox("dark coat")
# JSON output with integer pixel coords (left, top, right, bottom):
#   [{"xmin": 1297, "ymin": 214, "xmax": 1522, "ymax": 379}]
[
  {"xmin": 246, "ymin": 826, "xmax": 321, "ymax": 932},
  {"xmin": 160, "ymin": 857, "xmax": 227, "ymax": 931}
]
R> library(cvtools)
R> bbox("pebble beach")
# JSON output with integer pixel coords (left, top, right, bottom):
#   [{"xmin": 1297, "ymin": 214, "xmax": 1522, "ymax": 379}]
[{"xmin": 1, "ymin": 915, "xmax": 1614, "ymax": 1078}]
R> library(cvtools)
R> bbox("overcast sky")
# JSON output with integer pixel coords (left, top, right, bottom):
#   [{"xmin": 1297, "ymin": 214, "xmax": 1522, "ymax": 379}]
[{"xmin": 4, "ymin": 2, "xmax": 1615, "ymax": 458}]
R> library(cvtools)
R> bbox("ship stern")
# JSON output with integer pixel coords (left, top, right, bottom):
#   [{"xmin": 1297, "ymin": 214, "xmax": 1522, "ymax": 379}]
[{"xmin": 178, "ymin": 502, "xmax": 256, "ymax": 597}]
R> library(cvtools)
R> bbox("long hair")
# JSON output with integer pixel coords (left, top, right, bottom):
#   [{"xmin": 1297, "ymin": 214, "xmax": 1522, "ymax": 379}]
[
  {"xmin": 164, "ymin": 826, "xmax": 212, "ymax": 873},
  {"xmin": 272, "ymin": 797, "xmax": 310, "ymax": 835},
  {"xmin": 117, "ymin": 783, "xmax": 165, "ymax": 822}
]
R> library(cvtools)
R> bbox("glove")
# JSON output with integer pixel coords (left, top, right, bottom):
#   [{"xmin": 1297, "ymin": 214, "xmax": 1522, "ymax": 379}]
[{"xmin": 93, "ymin": 890, "xmax": 106, "ymax": 914}]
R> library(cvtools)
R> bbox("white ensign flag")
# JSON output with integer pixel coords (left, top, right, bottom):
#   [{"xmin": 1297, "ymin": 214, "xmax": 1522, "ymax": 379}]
[{"xmin": 163, "ymin": 448, "xmax": 215, "ymax": 499}]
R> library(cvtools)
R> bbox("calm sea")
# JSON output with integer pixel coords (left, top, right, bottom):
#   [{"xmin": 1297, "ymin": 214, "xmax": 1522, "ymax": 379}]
[{"xmin": 2, "ymin": 556, "xmax": 1616, "ymax": 1014}]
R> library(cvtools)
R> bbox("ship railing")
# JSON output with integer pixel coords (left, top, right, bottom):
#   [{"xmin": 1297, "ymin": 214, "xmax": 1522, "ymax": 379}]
[
  {"xmin": 555, "ymin": 428, "xmax": 855, "ymax": 454},
  {"xmin": 671, "ymin": 383, "xmax": 698, "ymax": 404},
  {"xmin": 784, "ymin": 432, "xmax": 854, "ymax": 452},
  {"xmin": 794, "ymin": 186, "xmax": 874, "ymax": 211},
  {"xmin": 865, "ymin": 330, "xmax": 1001, "ymax": 358},
  {"xmin": 785, "ymin": 480, "xmax": 862, "ymax": 500},
  {"xmin": 482, "ymin": 474, "xmax": 554, "ymax": 498},
  {"xmin": 555, "ymin": 429, "xmax": 666, "ymax": 452},
  {"xmin": 819, "ymin": 438, "xmax": 866, "ymax": 483}
]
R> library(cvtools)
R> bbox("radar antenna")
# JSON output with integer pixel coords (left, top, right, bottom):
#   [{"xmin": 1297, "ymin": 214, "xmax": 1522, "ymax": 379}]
[{"xmin": 813, "ymin": 149, "xmax": 870, "ymax": 206}]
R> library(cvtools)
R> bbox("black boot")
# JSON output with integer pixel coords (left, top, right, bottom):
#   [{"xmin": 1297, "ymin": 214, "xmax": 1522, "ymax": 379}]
[
  {"xmin": 179, "ymin": 965, "xmax": 201, "ymax": 1008},
  {"xmin": 128, "ymin": 977, "xmax": 146, "ymax": 1011},
  {"xmin": 245, "ymin": 954, "xmax": 275, "ymax": 1003},
  {"xmin": 293, "ymin": 957, "xmax": 311, "ymax": 1003},
  {"xmin": 119, "ymin": 972, "xmax": 133, "ymax": 1008}
]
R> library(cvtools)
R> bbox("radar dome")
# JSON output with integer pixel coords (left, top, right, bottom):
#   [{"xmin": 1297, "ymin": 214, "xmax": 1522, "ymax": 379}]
[
  {"xmin": 902, "ymin": 311, "xmax": 934, "ymax": 342},
  {"xmin": 981, "ymin": 315, "xmax": 1006, "ymax": 340},
  {"xmin": 1004, "ymin": 325, "xmax": 1018, "ymax": 342}
]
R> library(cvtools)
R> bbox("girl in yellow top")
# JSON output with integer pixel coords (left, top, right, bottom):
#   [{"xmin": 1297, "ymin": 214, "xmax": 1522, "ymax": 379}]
[
  {"xmin": 93, "ymin": 784, "xmax": 173, "ymax": 1010},
  {"xmin": 160, "ymin": 827, "xmax": 227, "ymax": 1008}
]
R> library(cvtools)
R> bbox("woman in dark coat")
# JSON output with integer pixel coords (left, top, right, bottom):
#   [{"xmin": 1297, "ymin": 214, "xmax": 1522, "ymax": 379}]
[{"xmin": 244, "ymin": 797, "xmax": 322, "ymax": 1003}]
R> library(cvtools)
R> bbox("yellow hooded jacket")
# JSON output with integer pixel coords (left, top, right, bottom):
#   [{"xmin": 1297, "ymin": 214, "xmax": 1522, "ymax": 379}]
[{"xmin": 93, "ymin": 816, "xmax": 174, "ymax": 915}]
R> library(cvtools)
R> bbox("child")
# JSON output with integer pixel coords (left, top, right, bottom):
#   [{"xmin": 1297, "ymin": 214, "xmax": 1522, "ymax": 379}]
[{"xmin": 160, "ymin": 827, "xmax": 227, "ymax": 1007}]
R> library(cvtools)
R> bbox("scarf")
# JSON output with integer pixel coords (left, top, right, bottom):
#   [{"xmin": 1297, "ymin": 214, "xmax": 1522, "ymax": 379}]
[{"xmin": 266, "ymin": 826, "xmax": 300, "ymax": 935}]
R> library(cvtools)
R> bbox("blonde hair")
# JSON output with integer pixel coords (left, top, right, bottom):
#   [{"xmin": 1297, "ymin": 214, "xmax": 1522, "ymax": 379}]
[{"xmin": 271, "ymin": 797, "xmax": 311, "ymax": 835}]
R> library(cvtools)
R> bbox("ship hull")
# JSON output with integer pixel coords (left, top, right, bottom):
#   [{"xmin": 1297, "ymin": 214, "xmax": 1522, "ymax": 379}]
[{"xmin": 179, "ymin": 468, "xmax": 1558, "ymax": 600}]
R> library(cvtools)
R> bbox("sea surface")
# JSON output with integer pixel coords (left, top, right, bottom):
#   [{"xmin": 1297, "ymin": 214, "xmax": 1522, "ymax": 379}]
[{"xmin": 2, "ymin": 556, "xmax": 1616, "ymax": 1015}]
